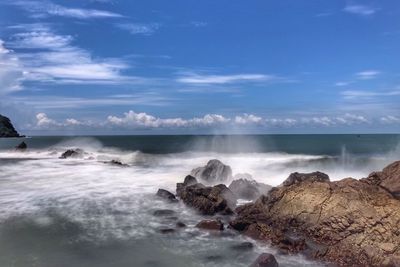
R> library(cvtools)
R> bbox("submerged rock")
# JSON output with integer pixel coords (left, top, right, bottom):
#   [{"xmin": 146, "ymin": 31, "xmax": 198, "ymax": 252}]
[
  {"xmin": 156, "ymin": 189, "xmax": 178, "ymax": 202},
  {"xmin": 250, "ymin": 253, "xmax": 279, "ymax": 267},
  {"xmin": 190, "ymin": 159, "xmax": 232, "ymax": 184},
  {"xmin": 230, "ymin": 241, "xmax": 254, "ymax": 251},
  {"xmin": 229, "ymin": 179, "xmax": 272, "ymax": 200},
  {"xmin": 59, "ymin": 149, "xmax": 83, "ymax": 159},
  {"xmin": 0, "ymin": 114, "xmax": 21, "ymax": 138},
  {"xmin": 158, "ymin": 228, "xmax": 175, "ymax": 234},
  {"xmin": 231, "ymin": 165, "xmax": 400, "ymax": 266},
  {"xmin": 152, "ymin": 209, "xmax": 176, "ymax": 217},
  {"xmin": 196, "ymin": 219, "xmax": 224, "ymax": 231},
  {"xmin": 15, "ymin": 141, "xmax": 27, "ymax": 151},
  {"xmin": 176, "ymin": 178, "xmax": 237, "ymax": 215}
]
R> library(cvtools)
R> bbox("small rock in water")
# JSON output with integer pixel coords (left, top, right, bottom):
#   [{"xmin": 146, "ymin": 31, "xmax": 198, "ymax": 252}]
[
  {"xmin": 15, "ymin": 141, "xmax": 27, "ymax": 151},
  {"xmin": 156, "ymin": 189, "xmax": 178, "ymax": 202},
  {"xmin": 59, "ymin": 149, "xmax": 83, "ymax": 159},
  {"xmin": 196, "ymin": 219, "xmax": 224, "ymax": 231},
  {"xmin": 229, "ymin": 179, "xmax": 272, "ymax": 200},
  {"xmin": 159, "ymin": 228, "xmax": 175, "ymax": 234},
  {"xmin": 250, "ymin": 253, "xmax": 279, "ymax": 267},
  {"xmin": 152, "ymin": 209, "xmax": 176, "ymax": 217},
  {"xmin": 205, "ymin": 255, "xmax": 224, "ymax": 262},
  {"xmin": 109, "ymin": 160, "xmax": 128, "ymax": 166},
  {"xmin": 176, "ymin": 221, "xmax": 186, "ymax": 228},
  {"xmin": 230, "ymin": 241, "xmax": 254, "ymax": 251}
]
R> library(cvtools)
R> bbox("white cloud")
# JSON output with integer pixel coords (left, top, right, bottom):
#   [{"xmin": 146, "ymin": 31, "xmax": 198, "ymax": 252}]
[
  {"xmin": 32, "ymin": 111, "xmax": 378, "ymax": 131},
  {"xmin": 380, "ymin": 116, "xmax": 400, "ymax": 124},
  {"xmin": 0, "ymin": 40, "xmax": 24, "ymax": 94},
  {"xmin": 12, "ymin": 0, "xmax": 123, "ymax": 19},
  {"xmin": 341, "ymin": 90, "xmax": 400, "ymax": 99},
  {"xmin": 343, "ymin": 4, "xmax": 377, "ymax": 16},
  {"xmin": 116, "ymin": 23, "xmax": 160, "ymax": 35},
  {"xmin": 356, "ymin": 70, "xmax": 380, "ymax": 80},
  {"xmin": 235, "ymin": 114, "xmax": 263, "ymax": 125},
  {"xmin": 4, "ymin": 24, "xmax": 141, "ymax": 86},
  {"xmin": 335, "ymin": 81, "xmax": 351, "ymax": 87},
  {"xmin": 176, "ymin": 73, "xmax": 274, "ymax": 85}
]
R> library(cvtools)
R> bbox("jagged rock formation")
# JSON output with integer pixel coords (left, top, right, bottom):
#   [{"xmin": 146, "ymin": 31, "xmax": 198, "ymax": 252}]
[
  {"xmin": 230, "ymin": 164, "xmax": 400, "ymax": 266},
  {"xmin": 0, "ymin": 114, "xmax": 21, "ymax": 137},
  {"xmin": 190, "ymin": 159, "xmax": 232, "ymax": 184},
  {"xmin": 176, "ymin": 175, "xmax": 236, "ymax": 215}
]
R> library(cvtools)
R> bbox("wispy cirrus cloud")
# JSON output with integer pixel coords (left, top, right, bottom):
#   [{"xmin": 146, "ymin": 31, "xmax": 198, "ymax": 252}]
[
  {"xmin": 10, "ymin": 0, "xmax": 124, "ymax": 19},
  {"xmin": 3, "ymin": 24, "xmax": 144, "ymax": 87},
  {"xmin": 341, "ymin": 90, "xmax": 400, "ymax": 99},
  {"xmin": 355, "ymin": 70, "xmax": 380, "ymax": 80},
  {"xmin": 176, "ymin": 72, "xmax": 276, "ymax": 85},
  {"xmin": 115, "ymin": 23, "xmax": 160, "ymax": 35},
  {"xmin": 0, "ymin": 40, "xmax": 24, "ymax": 95},
  {"xmin": 343, "ymin": 4, "xmax": 378, "ymax": 16}
]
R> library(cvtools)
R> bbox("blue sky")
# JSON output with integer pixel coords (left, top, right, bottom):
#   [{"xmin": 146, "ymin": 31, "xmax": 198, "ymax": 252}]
[{"xmin": 0, "ymin": 0, "xmax": 399, "ymax": 134}]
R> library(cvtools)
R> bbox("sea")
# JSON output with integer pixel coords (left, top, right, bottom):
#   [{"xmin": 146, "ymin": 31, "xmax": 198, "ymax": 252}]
[{"xmin": 0, "ymin": 134, "xmax": 399, "ymax": 267}]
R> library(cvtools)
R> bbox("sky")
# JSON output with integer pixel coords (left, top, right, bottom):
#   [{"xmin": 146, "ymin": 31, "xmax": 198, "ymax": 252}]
[{"xmin": 0, "ymin": 0, "xmax": 399, "ymax": 134}]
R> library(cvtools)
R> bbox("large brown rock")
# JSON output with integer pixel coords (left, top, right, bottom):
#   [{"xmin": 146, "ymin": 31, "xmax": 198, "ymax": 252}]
[
  {"xmin": 231, "ymin": 165, "xmax": 400, "ymax": 266},
  {"xmin": 362, "ymin": 161, "xmax": 400, "ymax": 199},
  {"xmin": 176, "ymin": 177, "xmax": 236, "ymax": 215}
]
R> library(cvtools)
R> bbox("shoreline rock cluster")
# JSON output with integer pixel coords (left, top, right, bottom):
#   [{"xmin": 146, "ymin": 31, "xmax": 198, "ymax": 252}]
[{"xmin": 156, "ymin": 159, "xmax": 400, "ymax": 267}]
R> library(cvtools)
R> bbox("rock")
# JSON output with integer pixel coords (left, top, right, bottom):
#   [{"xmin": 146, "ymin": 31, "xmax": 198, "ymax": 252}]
[
  {"xmin": 229, "ymin": 179, "xmax": 272, "ymax": 200},
  {"xmin": 176, "ymin": 221, "xmax": 186, "ymax": 228},
  {"xmin": 282, "ymin": 171, "xmax": 329, "ymax": 186},
  {"xmin": 59, "ymin": 149, "xmax": 83, "ymax": 159},
  {"xmin": 152, "ymin": 209, "xmax": 175, "ymax": 217},
  {"xmin": 190, "ymin": 159, "xmax": 232, "ymax": 183},
  {"xmin": 230, "ymin": 242, "xmax": 254, "ymax": 251},
  {"xmin": 0, "ymin": 114, "xmax": 21, "ymax": 138},
  {"xmin": 196, "ymin": 219, "xmax": 224, "ymax": 231},
  {"xmin": 362, "ymin": 161, "xmax": 400, "ymax": 199},
  {"xmin": 15, "ymin": 141, "xmax": 27, "ymax": 151},
  {"xmin": 176, "ymin": 175, "xmax": 198, "ymax": 196},
  {"xmin": 231, "ymin": 167, "xmax": 400, "ymax": 266},
  {"xmin": 249, "ymin": 253, "xmax": 279, "ymax": 267},
  {"xmin": 109, "ymin": 160, "xmax": 128, "ymax": 166},
  {"xmin": 156, "ymin": 189, "xmax": 178, "ymax": 202},
  {"xmin": 159, "ymin": 228, "xmax": 175, "ymax": 234},
  {"xmin": 176, "ymin": 179, "xmax": 237, "ymax": 215}
]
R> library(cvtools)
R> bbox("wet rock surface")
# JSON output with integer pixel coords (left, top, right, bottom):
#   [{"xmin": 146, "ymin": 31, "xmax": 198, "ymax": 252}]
[
  {"xmin": 196, "ymin": 219, "xmax": 224, "ymax": 231},
  {"xmin": 190, "ymin": 159, "xmax": 232, "ymax": 184},
  {"xmin": 176, "ymin": 180, "xmax": 236, "ymax": 215},
  {"xmin": 230, "ymin": 163, "xmax": 400, "ymax": 266},
  {"xmin": 15, "ymin": 141, "xmax": 27, "ymax": 150},
  {"xmin": 156, "ymin": 189, "xmax": 178, "ymax": 202},
  {"xmin": 249, "ymin": 253, "xmax": 279, "ymax": 267},
  {"xmin": 59, "ymin": 149, "xmax": 84, "ymax": 159}
]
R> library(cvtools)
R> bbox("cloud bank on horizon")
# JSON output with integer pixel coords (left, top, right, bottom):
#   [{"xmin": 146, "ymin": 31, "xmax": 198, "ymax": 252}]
[{"xmin": 0, "ymin": 0, "xmax": 399, "ymax": 134}]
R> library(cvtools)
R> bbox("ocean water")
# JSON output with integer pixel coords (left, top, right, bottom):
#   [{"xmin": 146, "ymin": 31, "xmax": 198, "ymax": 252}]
[{"xmin": 0, "ymin": 134, "xmax": 399, "ymax": 267}]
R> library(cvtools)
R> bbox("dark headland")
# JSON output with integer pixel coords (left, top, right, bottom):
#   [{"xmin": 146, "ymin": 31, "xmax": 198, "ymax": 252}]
[{"xmin": 0, "ymin": 114, "xmax": 23, "ymax": 138}]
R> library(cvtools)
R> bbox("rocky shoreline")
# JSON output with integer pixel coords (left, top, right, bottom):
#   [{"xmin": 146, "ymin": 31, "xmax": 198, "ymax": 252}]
[{"xmin": 156, "ymin": 159, "xmax": 400, "ymax": 267}]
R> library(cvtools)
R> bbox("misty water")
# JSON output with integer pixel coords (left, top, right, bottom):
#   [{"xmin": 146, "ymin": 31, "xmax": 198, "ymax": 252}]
[{"xmin": 0, "ymin": 135, "xmax": 399, "ymax": 267}]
